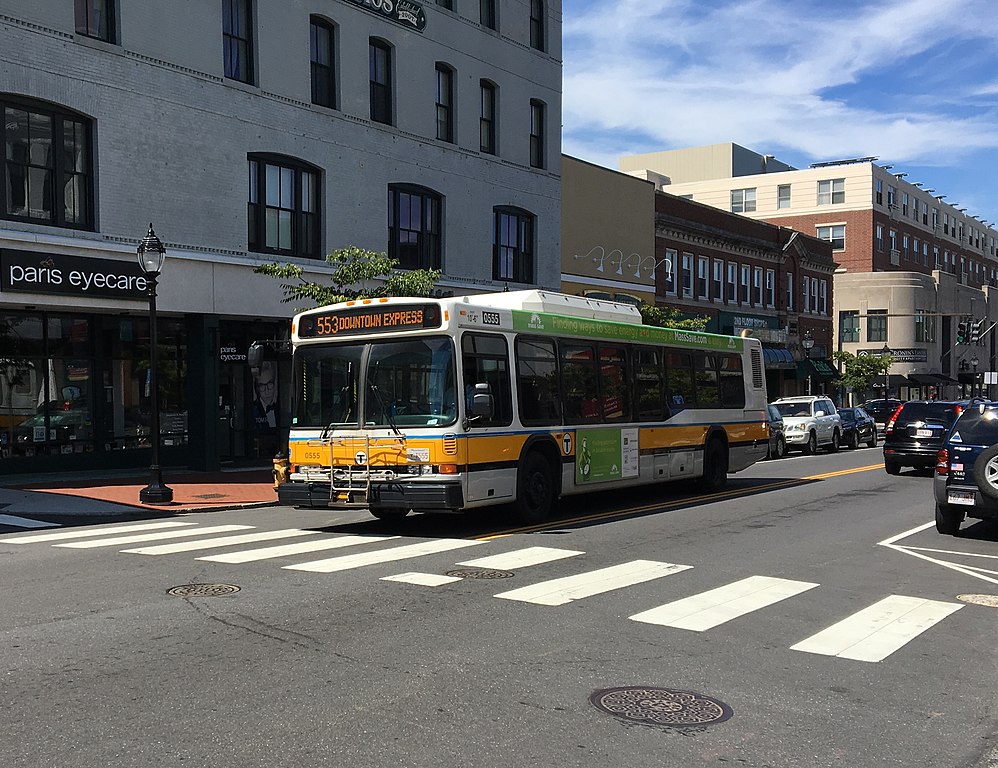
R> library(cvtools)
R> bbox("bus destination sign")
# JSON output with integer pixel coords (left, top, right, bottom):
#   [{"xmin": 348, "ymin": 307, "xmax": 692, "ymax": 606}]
[{"xmin": 298, "ymin": 304, "xmax": 442, "ymax": 338}]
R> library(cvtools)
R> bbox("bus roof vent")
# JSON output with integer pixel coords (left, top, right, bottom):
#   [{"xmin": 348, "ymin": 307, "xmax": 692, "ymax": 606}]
[{"xmin": 474, "ymin": 290, "xmax": 642, "ymax": 324}]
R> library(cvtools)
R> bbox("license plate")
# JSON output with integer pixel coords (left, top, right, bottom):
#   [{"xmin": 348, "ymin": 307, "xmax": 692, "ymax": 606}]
[
  {"xmin": 948, "ymin": 490, "xmax": 976, "ymax": 506},
  {"xmin": 915, "ymin": 428, "xmax": 933, "ymax": 438}
]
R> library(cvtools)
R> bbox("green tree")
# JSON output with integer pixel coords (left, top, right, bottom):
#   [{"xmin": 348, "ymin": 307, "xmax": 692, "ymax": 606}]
[
  {"xmin": 832, "ymin": 350, "xmax": 893, "ymax": 400},
  {"xmin": 639, "ymin": 303, "xmax": 709, "ymax": 331},
  {"xmin": 254, "ymin": 246, "xmax": 441, "ymax": 308}
]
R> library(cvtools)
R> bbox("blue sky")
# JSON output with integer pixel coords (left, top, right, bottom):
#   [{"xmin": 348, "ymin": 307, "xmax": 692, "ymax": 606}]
[{"xmin": 562, "ymin": 0, "xmax": 998, "ymax": 223}]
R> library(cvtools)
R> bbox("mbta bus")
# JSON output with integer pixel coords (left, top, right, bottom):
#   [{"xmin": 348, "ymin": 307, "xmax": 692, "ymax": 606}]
[{"xmin": 272, "ymin": 290, "xmax": 769, "ymax": 523}]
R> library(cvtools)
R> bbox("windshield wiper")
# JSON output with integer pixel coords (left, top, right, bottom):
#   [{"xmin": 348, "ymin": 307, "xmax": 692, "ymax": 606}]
[{"xmin": 368, "ymin": 381, "xmax": 402, "ymax": 436}]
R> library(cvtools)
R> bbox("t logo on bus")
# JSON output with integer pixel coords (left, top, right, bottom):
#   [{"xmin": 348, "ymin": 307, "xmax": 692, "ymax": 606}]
[{"xmin": 355, "ymin": 451, "xmax": 367, "ymax": 465}]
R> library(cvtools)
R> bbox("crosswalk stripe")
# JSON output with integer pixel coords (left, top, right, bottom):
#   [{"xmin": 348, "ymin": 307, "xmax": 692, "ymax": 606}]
[
  {"xmin": 0, "ymin": 514, "xmax": 61, "ymax": 529},
  {"xmin": 494, "ymin": 560, "xmax": 692, "ymax": 606},
  {"xmin": 456, "ymin": 546, "xmax": 584, "ymax": 570},
  {"xmin": 283, "ymin": 538, "xmax": 484, "ymax": 573},
  {"xmin": 629, "ymin": 575, "xmax": 819, "ymax": 631},
  {"xmin": 54, "ymin": 525, "xmax": 254, "ymax": 549},
  {"xmin": 381, "ymin": 572, "xmax": 464, "ymax": 586},
  {"xmin": 121, "ymin": 529, "xmax": 318, "ymax": 555},
  {"xmin": 198, "ymin": 534, "xmax": 400, "ymax": 563},
  {"xmin": 0, "ymin": 521, "xmax": 195, "ymax": 544},
  {"xmin": 790, "ymin": 595, "xmax": 963, "ymax": 662}
]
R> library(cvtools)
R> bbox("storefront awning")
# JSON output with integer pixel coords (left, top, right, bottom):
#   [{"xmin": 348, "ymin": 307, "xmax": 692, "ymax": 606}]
[
  {"xmin": 908, "ymin": 373, "xmax": 958, "ymax": 386},
  {"xmin": 762, "ymin": 346, "xmax": 796, "ymax": 369},
  {"xmin": 797, "ymin": 358, "xmax": 838, "ymax": 381}
]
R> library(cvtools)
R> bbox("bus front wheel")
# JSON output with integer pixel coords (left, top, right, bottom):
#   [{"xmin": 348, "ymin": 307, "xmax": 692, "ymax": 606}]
[
  {"xmin": 370, "ymin": 507, "xmax": 409, "ymax": 520},
  {"xmin": 515, "ymin": 452, "xmax": 555, "ymax": 524}
]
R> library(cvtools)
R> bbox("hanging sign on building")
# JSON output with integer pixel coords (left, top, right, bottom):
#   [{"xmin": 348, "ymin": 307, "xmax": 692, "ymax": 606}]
[
  {"xmin": 1, "ymin": 249, "xmax": 149, "ymax": 301},
  {"xmin": 340, "ymin": 0, "xmax": 426, "ymax": 31}
]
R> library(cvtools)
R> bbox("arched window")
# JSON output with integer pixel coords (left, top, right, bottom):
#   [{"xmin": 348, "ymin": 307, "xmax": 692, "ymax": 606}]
[
  {"xmin": 493, "ymin": 206, "xmax": 534, "ymax": 283},
  {"xmin": 435, "ymin": 63, "xmax": 455, "ymax": 143},
  {"xmin": 247, "ymin": 154, "xmax": 321, "ymax": 259},
  {"xmin": 389, "ymin": 184, "xmax": 442, "ymax": 270},
  {"xmin": 310, "ymin": 17, "xmax": 337, "ymax": 109}
]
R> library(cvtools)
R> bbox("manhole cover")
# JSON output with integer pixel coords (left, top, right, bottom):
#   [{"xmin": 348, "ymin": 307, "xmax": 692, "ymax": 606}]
[
  {"xmin": 193, "ymin": 493, "xmax": 226, "ymax": 500},
  {"xmin": 168, "ymin": 583, "xmax": 241, "ymax": 597},
  {"xmin": 444, "ymin": 568, "xmax": 515, "ymax": 580},
  {"xmin": 589, "ymin": 686, "xmax": 733, "ymax": 727},
  {"xmin": 957, "ymin": 593, "xmax": 998, "ymax": 608}
]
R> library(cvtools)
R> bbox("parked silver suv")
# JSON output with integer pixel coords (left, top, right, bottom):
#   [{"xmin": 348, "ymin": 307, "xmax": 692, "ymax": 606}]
[{"xmin": 771, "ymin": 396, "xmax": 843, "ymax": 454}]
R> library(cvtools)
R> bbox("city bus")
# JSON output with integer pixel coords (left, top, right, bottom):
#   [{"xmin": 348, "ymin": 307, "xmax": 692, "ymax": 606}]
[{"xmin": 271, "ymin": 290, "xmax": 769, "ymax": 523}]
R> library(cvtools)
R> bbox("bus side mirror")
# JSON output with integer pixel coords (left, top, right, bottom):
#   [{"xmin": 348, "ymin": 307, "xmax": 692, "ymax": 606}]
[
  {"xmin": 470, "ymin": 383, "xmax": 494, "ymax": 419},
  {"xmin": 247, "ymin": 342, "xmax": 264, "ymax": 368}
]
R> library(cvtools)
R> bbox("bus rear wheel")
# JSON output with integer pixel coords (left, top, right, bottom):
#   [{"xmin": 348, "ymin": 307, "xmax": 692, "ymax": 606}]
[
  {"xmin": 698, "ymin": 437, "xmax": 728, "ymax": 492},
  {"xmin": 515, "ymin": 452, "xmax": 555, "ymax": 524}
]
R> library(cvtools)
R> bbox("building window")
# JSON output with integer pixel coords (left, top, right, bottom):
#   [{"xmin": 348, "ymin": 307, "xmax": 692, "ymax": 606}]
[
  {"xmin": 819, "ymin": 279, "xmax": 827, "ymax": 315},
  {"xmin": 932, "ymin": 207, "xmax": 939, "ymax": 230},
  {"xmin": 530, "ymin": 0, "xmax": 545, "ymax": 51},
  {"xmin": 867, "ymin": 310, "xmax": 887, "ymax": 342},
  {"xmin": 802, "ymin": 275, "xmax": 810, "ymax": 312},
  {"xmin": 915, "ymin": 310, "xmax": 935, "ymax": 343},
  {"xmin": 777, "ymin": 184, "xmax": 791, "ymax": 209},
  {"xmin": 811, "ymin": 279, "xmax": 819, "ymax": 314},
  {"xmin": 712, "ymin": 259, "xmax": 723, "ymax": 302},
  {"xmin": 480, "ymin": 0, "xmax": 497, "ymax": 30},
  {"xmin": 1, "ymin": 98, "xmax": 92, "ymax": 229},
  {"xmin": 389, "ymin": 185, "xmax": 442, "ymax": 270},
  {"xmin": 875, "ymin": 178, "xmax": 883, "ymax": 205},
  {"xmin": 726, "ymin": 262, "xmax": 737, "ymax": 303},
  {"xmin": 875, "ymin": 224, "xmax": 884, "ymax": 252},
  {"xmin": 740, "ymin": 264, "xmax": 750, "ymax": 304},
  {"xmin": 887, "ymin": 185, "xmax": 897, "ymax": 209},
  {"xmin": 816, "ymin": 224, "xmax": 845, "ymax": 250},
  {"xmin": 480, "ymin": 80, "xmax": 497, "ymax": 154},
  {"xmin": 786, "ymin": 271, "xmax": 794, "ymax": 311},
  {"xmin": 435, "ymin": 64, "xmax": 454, "ymax": 143},
  {"xmin": 902, "ymin": 233, "xmax": 910, "ymax": 259},
  {"xmin": 310, "ymin": 17, "xmax": 336, "ymax": 109},
  {"xmin": 661, "ymin": 248, "xmax": 677, "ymax": 295},
  {"xmin": 730, "ymin": 188, "xmax": 756, "ymax": 213},
  {"xmin": 840, "ymin": 310, "xmax": 860, "ymax": 343},
  {"xmin": 752, "ymin": 267, "xmax": 763, "ymax": 305},
  {"xmin": 765, "ymin": 269, "xmax": 775, "ymax": 307},
  {"xmin": 529, "ymin": 100, "xmax": 545, "ymax": 169},
  {"xmin": 901, "ymin": 192, "xmax": 909, "ymax": 217},
  {"xmin": 696, "ymin": 256, "xmax": 708, "ymax": 299},
  {"xmin": 369, "ymin": 39, "xmax": 392, "ymax": 125},
  {"xmin": 493, "ymin": 206, "xmax": 534, "ymax": 283},
  {"xmin": 681, "ymin": 253, "xmax": 693, "ymax": 298},
  {"xmin": 247, "ymin": 155, "xmax": 320, "ymax": 259},
  {"xmin": 817, "ymin": 178, "xmax": 845, "ymax": 205},
  {"xmin": 436, "ymin": 0, "xmax": 454, "ymax": 8},
  {"xmin": 222, "ymin": 0, "xmax": 254, "ymax": 84},
  {"xmin": 75, "ymin": 0, "xmax": 115, "ymax": 42}
]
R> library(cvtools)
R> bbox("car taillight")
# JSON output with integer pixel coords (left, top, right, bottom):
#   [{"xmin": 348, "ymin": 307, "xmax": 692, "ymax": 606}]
[
  {"xmin": 885, "ymin": 404, "xmax": 904, "ymax": 435},
  {"xmin": 936, "ymin": 448, "xmax": 949, "ymax": 476}
]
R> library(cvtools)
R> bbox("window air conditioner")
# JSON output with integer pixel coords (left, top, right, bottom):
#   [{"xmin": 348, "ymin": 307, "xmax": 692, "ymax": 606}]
[{"xmin": 889, "ymin": 249, "xmax": 900, "ymax": 265}]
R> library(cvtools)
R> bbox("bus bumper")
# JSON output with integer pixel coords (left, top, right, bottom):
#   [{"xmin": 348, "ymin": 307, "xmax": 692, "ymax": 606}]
[{"xmin": 277, "ymin": 480, "xmax": 464, "ymax": 512}]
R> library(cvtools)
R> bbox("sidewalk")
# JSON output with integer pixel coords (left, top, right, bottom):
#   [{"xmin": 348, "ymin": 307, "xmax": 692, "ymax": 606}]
[{"xmin": 0, "ymin": 467, "xmax": 278, "ymax": 518}]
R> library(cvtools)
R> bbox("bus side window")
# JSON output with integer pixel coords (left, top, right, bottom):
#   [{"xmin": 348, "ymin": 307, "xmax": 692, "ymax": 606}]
[
  {"xmin": 664, "ymin": 351, "xmax": 693, "ymax": 415},
  {"xmin": 461, "ymin": 333, "xmax": 512, "ymax": 426},
  {"xmin": 694, "ymin": 352, "xmax": 720, "ymax": 408},
  {"xmin": 599, "ymin": 345, "xmax": 628, "ymax": 422},
  {"xmin": 718, "ymin": 354, "xmax": 745, "ymax": 408},
  {"xmin": 634, "ymin": 346, "xmax": 665, "ymax": 421},
  {"xmin": 560, "ymin": 342, "xmax": 600, "ymax": 424},
  {"xmin": 515, "ymin": 336, "xmax": 561, "ymax": 426}
]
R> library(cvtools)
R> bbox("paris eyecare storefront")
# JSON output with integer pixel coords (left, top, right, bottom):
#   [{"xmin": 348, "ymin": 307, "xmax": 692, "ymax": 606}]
[{"xmin": 1, "ymin": 246, "xmax": 289, "ymax": 476}]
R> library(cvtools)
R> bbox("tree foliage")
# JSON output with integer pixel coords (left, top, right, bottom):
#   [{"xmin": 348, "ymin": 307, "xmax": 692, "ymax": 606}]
[
  {"xmin": 832, "ymin": 350, "xmax": 893, "ymax": 397},
  {"xmin": 639, "ymin": 304, "xmax": 709, "ymax": 331},
  {"xmin": 254, "ymin": 246, "xmax": 441, "ymax": 309}
]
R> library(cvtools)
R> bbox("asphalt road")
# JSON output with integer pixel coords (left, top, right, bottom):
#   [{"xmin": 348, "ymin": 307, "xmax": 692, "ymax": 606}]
[{"xmin": 2, "ymin": 446, "xmax": 997, "ymax": 768}]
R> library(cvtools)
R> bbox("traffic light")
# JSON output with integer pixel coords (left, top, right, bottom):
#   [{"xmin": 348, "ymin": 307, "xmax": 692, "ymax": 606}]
[
  {"xmin": 971, "ymin": 318, "xmax": 985, "ymax": 345},
  {"xmin": 957, "ymin": 319, "xmax": 969, "ymax": 344}
]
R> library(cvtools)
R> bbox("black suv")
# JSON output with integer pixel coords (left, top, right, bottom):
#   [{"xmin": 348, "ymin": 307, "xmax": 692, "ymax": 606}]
[
  {"xmin": 933, "ymin": 403, "xmax": 998, "ymax": 534},
  {"xmin": 861, "ymin": 398, "xmax": 903, "ymax": 433},
  {"xmin": 882, "ymin": 400, "xmax": 969, "ymax": 474}
]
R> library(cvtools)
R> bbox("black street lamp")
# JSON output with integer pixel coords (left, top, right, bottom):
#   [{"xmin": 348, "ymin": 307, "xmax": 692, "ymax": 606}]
[
  {"xmin": 881, "ymin": 344, "xmax": 891, "ymax": 400},
  {"xmin": 801, "ymin": 329, "xmax": 815, "ymax": 395},
  {"xmin": 971, "ymin": 354, "xmax": 980, "ymax": 398},
  {"xmin": 137, "ymin": 224, "xmax": 173, "ymax": 505}
]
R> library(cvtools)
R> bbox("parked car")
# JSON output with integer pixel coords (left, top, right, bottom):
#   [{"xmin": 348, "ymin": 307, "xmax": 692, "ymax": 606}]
[
  {"xmin": 766, "ymin": 404, "xmax": 787, "ymax": 459},
  {"xmin": 882, "ymin": 400, "xmax": 969, "ymax": 475},
  {"xmin": 771, "ymin": 396, "xmax": 842, "ymax": 454},
  {"xmin": 837, "ymin": 406, "xmax": 878, "ymax": 449},
  {"xmin": 860, "ymin": 398, "xmax": 903, "ymax": 434},
  {"xmin": 932, "ymin": 402, "xmax": 998, "ymax": 534}
]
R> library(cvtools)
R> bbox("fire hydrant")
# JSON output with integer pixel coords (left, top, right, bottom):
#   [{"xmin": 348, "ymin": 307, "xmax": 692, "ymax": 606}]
[{"xmin": 272, "ymin": 451, "xmax": 288, "ymax": 491}]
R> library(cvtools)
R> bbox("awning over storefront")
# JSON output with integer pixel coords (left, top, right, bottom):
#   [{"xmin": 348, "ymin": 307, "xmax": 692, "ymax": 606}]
[
  {"xmin": 762, "ymin": 346, "xmax": 796, "ymax": 368},
  {"xmin": 797, "ymin": 358, "xmax": 838, "ymax": 381},
  {"xmin": 908, "ymin": 373, "xmax": 958, "ymax": 386}
]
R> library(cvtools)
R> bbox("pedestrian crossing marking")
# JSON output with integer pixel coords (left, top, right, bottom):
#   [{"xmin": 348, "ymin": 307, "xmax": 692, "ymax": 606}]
[
  {"xmin": 494, "ymin": 560, "xmax": 692, "ymax": 606},
  {"xmin": 790, "ymin": 595, "xmax": 963, "ymax": 662},
  {"xmin": 381, "ymin": 572, "xmax": 464, "ymax": 586},
  {"xmin": 629, "ymin": 575, "xmax": 819, "ymax": 631},
  {"xmin": 456, "ymin": 546, "xmax": 584, "ymax": 570},
  {"xmin": 121, "ymin": 528, "xmax": 318, "ymax": 555},
  {"xmin": 54, "ymin": 525, "xmax": 253, "ymax": 549},
  {"xmin": 0, "ymin": 515, "xmax": 61, "ymax": 529},
  {"xmin": 198, "ymin": 534, "xmax": 400, "ymax": 563},
  {"xmin": 0, "ymin": 520, "xmax": 195, "ymax": 544},
  {"xmin": 283, "ymin": 538, "xmax": 484, "ymax": 574}
]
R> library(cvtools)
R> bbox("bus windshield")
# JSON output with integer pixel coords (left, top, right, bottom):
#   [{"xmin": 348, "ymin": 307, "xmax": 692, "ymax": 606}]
[{"xmin": 293, "ymin": 336, "xmax": 457, "ymax": 429}]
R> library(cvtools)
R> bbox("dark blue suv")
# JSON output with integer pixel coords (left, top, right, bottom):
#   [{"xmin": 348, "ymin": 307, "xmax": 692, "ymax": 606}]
[{"xmin": 932, "ymin": 403, "xmax": 998, "ymax": 534}]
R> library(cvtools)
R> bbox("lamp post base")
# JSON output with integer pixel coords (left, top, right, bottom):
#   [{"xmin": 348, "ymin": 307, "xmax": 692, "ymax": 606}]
[{"xmin": 140, "ymin": 467, "xmax": 174, "ymax": 504}]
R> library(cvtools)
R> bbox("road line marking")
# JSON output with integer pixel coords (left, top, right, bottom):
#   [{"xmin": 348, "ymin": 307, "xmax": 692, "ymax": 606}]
[
  {"xmin": 55, "ymin": 525, "xmax": 253, "ymax": 548},
  {"xmin": 629, "ymin": 575, "xmax": 818, "ymax": 631},
  {"xmin": 900, "ymin": 546, "xmax": 998, "ymax": 560},
  {"xmin": 283, "ymin": 538, "xmax": 483, "ymax": 573},
  {"xmin": 494, "ymin": 560, "xmax": 692, "ymax": 606},
  {"xmin": 878, "ymin": 522, "xmax": 935, "ymax": 546},
  {"xmin": 456, "ymin": 546, "xmax": 584, "ymax": 570},
  {"xmin": 884, "ymin": 543, "xmax": 998, "ymax": 586},
  {"xmin": 0, "ymin": 521, "xmax": 195, "ymax": 544},
  {"xmin": 0, "ymin": 515, "xmax": 61, "ymax": 529},
  {"xmin": 380, "ymin": 572, "xmax": 463, "ymax": 586},
  {"xmin": 121, "ymin": 529, "xmax": 318, "ymax": 555},
  {"xmin": 198, "ymin": 535, "xmax": 399, "ymax": 563},
  {"xmin": 790, "ymin": 595, "xmax": 963, "ymax": 662}
]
